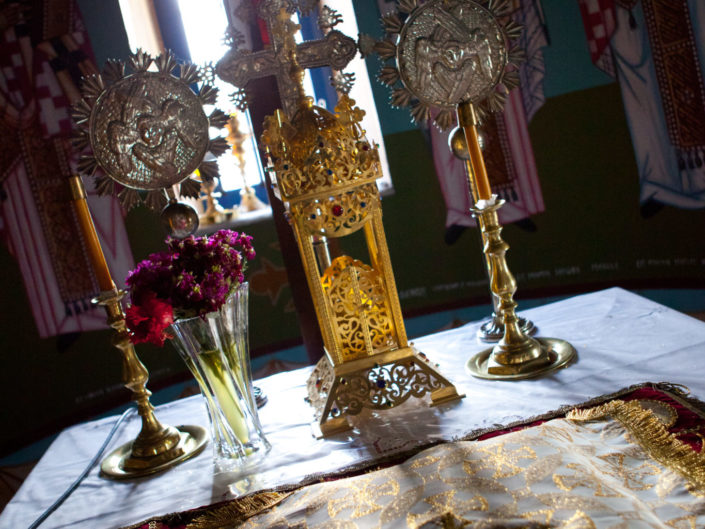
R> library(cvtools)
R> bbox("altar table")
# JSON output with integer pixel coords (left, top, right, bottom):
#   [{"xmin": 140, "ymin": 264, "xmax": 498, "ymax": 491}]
[{"xmin": 2, "ymin": 288, "xmax": 705, "ymax": 529}]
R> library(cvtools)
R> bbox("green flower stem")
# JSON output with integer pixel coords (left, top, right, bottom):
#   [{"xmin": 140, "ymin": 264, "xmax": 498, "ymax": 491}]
[
  {"xmin": 181, "ymin": 354, "xmax": 233, "ymax": 444},
  {"xmin": 198, "ymin": 350, "xmax": 250, "ymax": 446},
  {"xmin": 224, "ymin": 344, "xmax": 249, "ymax": 406}
]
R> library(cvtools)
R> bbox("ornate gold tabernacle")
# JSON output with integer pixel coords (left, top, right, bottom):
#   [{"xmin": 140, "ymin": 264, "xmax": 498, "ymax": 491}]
[{"xmin": 262, "ymin": 95, "xmax": 463, "ymax": 437}]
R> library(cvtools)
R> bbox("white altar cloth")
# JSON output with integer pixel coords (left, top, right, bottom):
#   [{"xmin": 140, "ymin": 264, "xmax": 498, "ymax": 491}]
[{"xmin": 2, "ymin": 288, "xmax": 705, "ymax": 529}]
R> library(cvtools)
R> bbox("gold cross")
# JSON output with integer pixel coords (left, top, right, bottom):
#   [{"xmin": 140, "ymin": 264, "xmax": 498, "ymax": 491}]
[{"xmin": 216, "ymin": 0, "xmax": 357, "ymax": 116}]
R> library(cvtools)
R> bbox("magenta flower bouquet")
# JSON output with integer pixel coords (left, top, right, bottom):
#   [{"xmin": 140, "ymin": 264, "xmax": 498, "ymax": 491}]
[{"xmin": 125, "ymin": 230, "xmax": 255, "ymax": 346}]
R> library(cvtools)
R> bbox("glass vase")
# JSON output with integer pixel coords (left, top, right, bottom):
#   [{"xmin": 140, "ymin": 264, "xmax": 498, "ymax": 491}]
[{"xmin": 170, "ymin": 283, "xmax": 270, "ymax": 469}]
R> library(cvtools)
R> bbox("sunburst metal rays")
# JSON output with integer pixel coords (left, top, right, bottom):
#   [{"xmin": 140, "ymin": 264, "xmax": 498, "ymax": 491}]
[
  {"xmin": 72, "ymin": 49, "xmax": 229, "ymax": 212},
  {"xmin": 371, "ymin": 0, "xmax": 524, "ymax": 130},
  {"xmin": 179, "ymin": 62, "xmax": 201, "ymax": 85},
  {"xmin": 179, "ymin": 177, "xmax": 203, "ymax": 200},
  {"xmin": 208, "ymin": 108, "xmax": 230, "ymax": 129}
]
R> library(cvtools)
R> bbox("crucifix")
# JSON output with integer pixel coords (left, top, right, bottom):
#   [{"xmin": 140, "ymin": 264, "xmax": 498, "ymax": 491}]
[{"xmin": 215, "ymin": 0, "xmax": 357, "ymax": 116}]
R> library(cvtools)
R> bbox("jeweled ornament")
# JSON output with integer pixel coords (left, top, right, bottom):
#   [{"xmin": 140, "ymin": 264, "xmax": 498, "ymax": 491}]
[{"xmin": 259, "ymin": 8, "xmax": 464, "ymax": 435}]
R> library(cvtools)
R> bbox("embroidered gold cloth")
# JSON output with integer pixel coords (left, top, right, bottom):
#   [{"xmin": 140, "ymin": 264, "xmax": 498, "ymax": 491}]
[{"xmin": 197, "ymin": 405, "xmax": 704, "ymax": 528}]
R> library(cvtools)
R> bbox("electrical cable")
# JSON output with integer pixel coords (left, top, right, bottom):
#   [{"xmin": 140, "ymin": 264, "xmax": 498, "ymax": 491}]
[{"xmin": 27, "ymin": 407, "xmax": 136, "ymax": 529}]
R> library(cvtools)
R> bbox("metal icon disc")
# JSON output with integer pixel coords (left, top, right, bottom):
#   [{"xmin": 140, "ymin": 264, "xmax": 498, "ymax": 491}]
[
  {"xmin": 89, "ymin": 72, "xmax": 210, "ymax": 190},
  {"xmin": 396, "ymin": 0, "xmax": 508, "ymax": 109}
]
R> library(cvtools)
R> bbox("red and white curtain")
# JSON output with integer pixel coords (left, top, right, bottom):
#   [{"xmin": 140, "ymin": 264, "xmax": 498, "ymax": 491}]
[{"xmin": 0, "ymin": 1, "xmax": 134, "ymax": 338}]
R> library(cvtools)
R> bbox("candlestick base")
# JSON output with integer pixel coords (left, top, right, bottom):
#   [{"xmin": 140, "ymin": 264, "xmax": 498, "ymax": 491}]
[
  {"xmin": 478, "ymin": 313, "xmax": 536, "ymax": 342},
  {"xmin": 101, "ymin": 424, "xmax": 207, "ymax": 479},
  {"xmin": 466, "ymin": 337, "xmax": 576, "ymax": 380}
]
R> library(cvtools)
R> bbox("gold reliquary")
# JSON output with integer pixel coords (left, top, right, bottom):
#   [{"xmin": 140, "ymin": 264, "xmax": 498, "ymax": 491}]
[{"xmin": 262, "ymin": 95, "xmax": 463, "ymax": 437}]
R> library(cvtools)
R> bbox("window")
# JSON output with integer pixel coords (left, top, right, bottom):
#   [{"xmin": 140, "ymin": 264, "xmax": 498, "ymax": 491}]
[
  {"xmin": 118, "ymin": 0, "xmax": 393, "ymax": 219},
  {"xmin": 176, "ymin": 0, "xmax": 265, "ymax": 196}
]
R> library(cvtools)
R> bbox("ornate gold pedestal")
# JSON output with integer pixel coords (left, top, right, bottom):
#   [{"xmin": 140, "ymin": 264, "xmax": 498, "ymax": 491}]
[
  {"xmin": 465, "ymin": 200, "xmax": 576, "ymax": 380},
  {"xmin": 308, "ymin": 346, "xmax": 461, "ymax": 438}
]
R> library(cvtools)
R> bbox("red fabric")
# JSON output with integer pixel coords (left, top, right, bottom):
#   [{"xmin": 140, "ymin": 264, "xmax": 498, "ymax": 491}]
[
  {"xmin": 578, "ymin": 0, "xmax": 617, "ymax": 66},
  {"xmin": 478, "ymin": 387, "xmax": 704, "ymax": 453}
]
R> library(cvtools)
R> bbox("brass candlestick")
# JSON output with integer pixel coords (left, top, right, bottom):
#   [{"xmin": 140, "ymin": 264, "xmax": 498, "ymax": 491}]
[
  {"xmin": 69, "ymin": 176, "xmax": 206, "ymax": 478},
  {"xmin": 374, "ymin": 0, "xmax": 576, "ymax": 379},
  {"xmin": 466, "ymin": 197, "xmax": 575, "ymax": 379},
  {"xmin": 449, "ymin": 126, "xmax": 536, "ymax": 342},
  {"xmin": 96, "ymin": 289, "xmax": 207, "ymax": 476},
  {"xmin": 458, "ymin": 102, "xmax": 575, "ymax": 379}
]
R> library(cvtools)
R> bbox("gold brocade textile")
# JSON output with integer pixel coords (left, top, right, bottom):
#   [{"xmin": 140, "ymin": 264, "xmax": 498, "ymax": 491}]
[{"xmin": 212, "ymin": 410, "xmax": 704, "ymax": 528}]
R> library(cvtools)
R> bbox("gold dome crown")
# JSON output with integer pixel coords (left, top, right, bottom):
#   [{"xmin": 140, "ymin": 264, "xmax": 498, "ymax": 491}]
[{"xmin": 262, "ymin": 95, "xmax": 381, "ymax": 203}]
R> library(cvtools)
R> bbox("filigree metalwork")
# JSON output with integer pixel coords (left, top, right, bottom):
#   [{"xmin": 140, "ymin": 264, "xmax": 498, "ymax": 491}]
[
  {"xmin": 199, "ymin": 62, "xmax": 217, "ymax": 86},
  {"xmin": 321, "ymin": 256, "xmax": 396, "ymax": 361},
  {"xmin": 318, "ymin": 5, "xmax": 343, "ymax": 31},
  {"xmin": 223, "ymin": 26, "xmax": 247, "ymax": 50},
  {"xmin": 305, "ymin": 354, "xmax": 336, "ymax": 418},
  {"xmin": 254, "ymin": 7, "xmax": 464, "ymax": 436},
  {"xmin": 294, "ymin": 184, "xmax": 379, "ymax": 237},
  {"xmin": 229, "ymin": 88, "xmax": 251, "ymax": 112},
  {"xmin": 337, "ymin": 358, "xmax": 446, "ymax": 413},
  {"xmin": 330, "ymin": 71, "xmax": 356, "ymax": 95},
  {"xmin": 73, "ymin": 50, "xmax": 228, "ymax": 211},
  {"xmin": 372, "ymin": 0, "xmax": 524, "ymax": 129},
  {"xmin": 262, "ymin": 95, "xmax": 381, "ymax": 201},
  {"xmin": 263, "ymin": 93, "xmax": 464, "ymax": 436},
  {"xmin": 306, "ymin": 348, "xmax": 463, "ymax": 434}
]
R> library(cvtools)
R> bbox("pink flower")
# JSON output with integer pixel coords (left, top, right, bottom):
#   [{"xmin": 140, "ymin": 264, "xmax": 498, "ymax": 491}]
[{"xmin": 124, "ymin": 230, "xmax": 256, "ymax": 346}]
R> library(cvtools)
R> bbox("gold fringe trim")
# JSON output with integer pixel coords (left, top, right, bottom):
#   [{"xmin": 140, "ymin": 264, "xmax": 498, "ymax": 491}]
[
  {"xmin": 186, "ymin": 491, "xmax": 293, "ymax": 529},
  {"xmin": 567, "ymin": 399, "xmax": 705, "ymax": 492}
]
